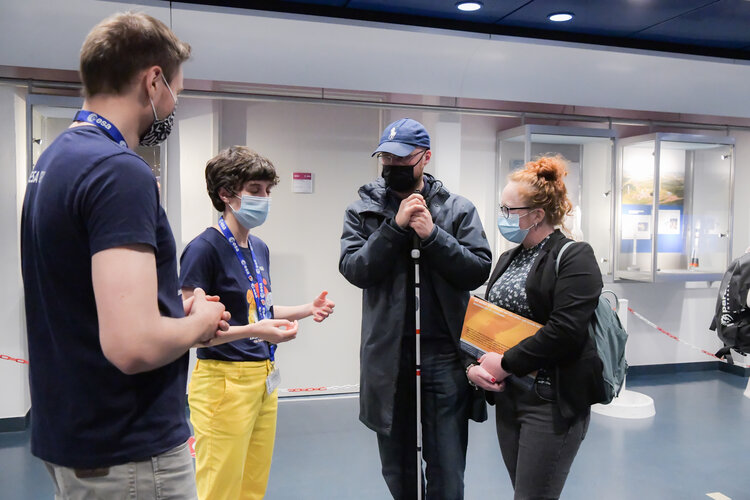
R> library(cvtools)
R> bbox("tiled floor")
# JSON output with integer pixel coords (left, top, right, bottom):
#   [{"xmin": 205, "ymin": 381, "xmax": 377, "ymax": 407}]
[{"xmin": 2, "ymin": 370, "xmax": 748, "ymax": 499}]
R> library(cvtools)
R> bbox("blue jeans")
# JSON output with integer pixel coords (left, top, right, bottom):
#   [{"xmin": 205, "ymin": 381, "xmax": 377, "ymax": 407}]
[
  {"xmin": 377, "ymin": 345, "xmax": 472, "ymax": 500},
  {"xmin": 44, "ymin": 441, "xmax": 197, "ymax": 500}
]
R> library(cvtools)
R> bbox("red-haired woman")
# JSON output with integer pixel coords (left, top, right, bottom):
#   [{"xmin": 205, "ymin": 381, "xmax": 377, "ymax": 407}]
[{"xmin": 467, "ymin": 155, "xmax": 604, "ymax": 499}]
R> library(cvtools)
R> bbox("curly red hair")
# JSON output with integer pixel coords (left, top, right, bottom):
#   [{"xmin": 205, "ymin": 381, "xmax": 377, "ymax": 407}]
[{"xmin": 509, "ymin": 154, "xmax": 572, "ymax": 227}]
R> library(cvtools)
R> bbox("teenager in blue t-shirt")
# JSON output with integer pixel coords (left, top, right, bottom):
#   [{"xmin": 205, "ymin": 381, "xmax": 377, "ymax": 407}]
[
  {"xmin": 20, "ymin": 12, "xmax": 231, "ymax": 499},
  {"xmin": 179, "ymin": 146, "xmax": 335, "ymax": 500}
]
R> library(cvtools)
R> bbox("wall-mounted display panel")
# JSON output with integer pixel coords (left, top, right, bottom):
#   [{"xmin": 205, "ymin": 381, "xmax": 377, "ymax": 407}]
[
  {"xmin": 496, "ymin": 125, "xmax": 616, "ymax": 275},
  {"xmin": 614, "ymin": 133, "xmax": 734, "ymax": 282}
]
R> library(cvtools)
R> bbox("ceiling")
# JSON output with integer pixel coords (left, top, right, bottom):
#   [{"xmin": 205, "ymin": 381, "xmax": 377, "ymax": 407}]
[{"xmin": 174, "ymin": 0, "xmax": 750, "ymax": 61}]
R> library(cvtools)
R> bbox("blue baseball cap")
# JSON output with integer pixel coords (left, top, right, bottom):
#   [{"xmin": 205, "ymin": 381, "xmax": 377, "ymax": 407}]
[{"xmin": 372, "ymin": 118, "xmax": 431, "ymax": 157}]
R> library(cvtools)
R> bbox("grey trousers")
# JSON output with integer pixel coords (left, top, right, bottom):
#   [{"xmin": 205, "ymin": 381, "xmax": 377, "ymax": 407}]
[
  {"xmin": 44, "ymin": 441, "xmax": 197, "ymax": 500},
  {"xmin": 494, "ymin": 384, "xmax": 590, "ymax": 500}
]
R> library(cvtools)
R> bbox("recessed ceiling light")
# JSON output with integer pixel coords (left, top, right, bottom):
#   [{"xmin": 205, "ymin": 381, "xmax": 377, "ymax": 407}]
[
  {"xmin": 548, "ymin": 12, "xmax": 574, "ymax": 22},
  {"xmin": 456, "ymin": 1, "xmax": 483, "ymax": 12}
]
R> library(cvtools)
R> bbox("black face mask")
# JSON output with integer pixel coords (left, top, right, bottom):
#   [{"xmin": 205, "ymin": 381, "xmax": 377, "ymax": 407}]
[
  {"xmin": 382, "ymin": 165, "xmax": 419, "ymax": 192},
  {"xmin": 381, "ymin": 149, "xmax": 426, "ymax": 192}
]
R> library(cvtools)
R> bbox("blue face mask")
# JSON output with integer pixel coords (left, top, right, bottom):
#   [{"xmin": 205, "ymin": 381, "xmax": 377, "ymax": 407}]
[
  {"xmin": 497, "ymin": 213, "xmax": 530, "ymax": 244},
  {"xmin": 231, "ymin": 195, "xmax": 271, "ymax": 229}
]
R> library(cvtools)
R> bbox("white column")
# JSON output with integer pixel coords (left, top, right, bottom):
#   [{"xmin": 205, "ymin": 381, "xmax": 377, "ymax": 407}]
[
  {"xmin": 431, "ymin": 114, "xmax": 462, "ymax": 194},
  {"xmin": 170, "ymin": 98, "xmax": 219, "ymax": 251},
  {"xmin": 0, "ymin": 85, "xmax": 31, "ymax": 422},
  {"xmin": 166, "ymin": 98, "xmax": 219, "ymax": 392}
]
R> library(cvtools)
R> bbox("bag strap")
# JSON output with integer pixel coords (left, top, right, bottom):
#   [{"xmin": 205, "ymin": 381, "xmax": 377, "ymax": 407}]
[
  {"xmin": 555, "ymin": 240, "xmax": 575, "ymax": 277},
  {"xmin": 555, "ymin": 241, "xmax": 620, "ymax": 311},
  {"xmin": 601, "ymin": 289, "xmax": 620, "ymax": 312}
]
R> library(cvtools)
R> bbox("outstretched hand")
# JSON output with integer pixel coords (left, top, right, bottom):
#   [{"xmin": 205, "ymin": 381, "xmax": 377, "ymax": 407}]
[{"xmin": 311, "ymin": 291, "xmax": 335, "ymax": 322}]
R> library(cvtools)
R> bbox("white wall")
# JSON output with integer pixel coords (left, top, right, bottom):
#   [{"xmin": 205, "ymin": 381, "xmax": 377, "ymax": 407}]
[
  {"xmin": 242, "ymin": 101, "xmax": 378, "ymax": 392},
  {"xmin": 3, "ymin": 0, "xmax": 750, "ymax": 118},
  {"xmin": 458, "ymin": 115, "xmax": 504, "ymax": 258},
  {"xmin": 170, "ymin": 98, "xmax": 219, "ymax": 250},
  {"xmin": 163, "ymin": 98, "xmax": 220, "ymax": 388},
  {"xmin": 173, "ymin": 3, "xmax": 750, "ymax": 118},
  {"xmin": 581, "ymin": 141, "xmax": 614, "ymax": 274},
  {"xmin": 171, "ymin": 98, "xmax": 381, "ymax": 392},
  {"xmin": 0, "ymin": 0, "xmax": 170, "ymax": 69},
  {"xmin": 725, "ymin": 129, "xmax": 750, "ymax": 367},
  {"xmin": 730, "ymin": 130, "xmax": 750, "ymax": 259},
  {"xmin": 0, "ymin": 85, "xmax": 30, "ymax": 419}
]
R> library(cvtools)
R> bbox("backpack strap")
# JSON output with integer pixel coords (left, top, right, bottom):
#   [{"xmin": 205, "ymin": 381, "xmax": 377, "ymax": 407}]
[{"xmin": 555, "ymin": 240, "xmax": 575, "ymax": 277}]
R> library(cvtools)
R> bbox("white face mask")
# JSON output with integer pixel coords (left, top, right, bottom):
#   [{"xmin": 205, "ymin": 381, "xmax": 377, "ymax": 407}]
[{"xmin": 231, "ymin": 195, "xmax": 271, "ymax": 229}]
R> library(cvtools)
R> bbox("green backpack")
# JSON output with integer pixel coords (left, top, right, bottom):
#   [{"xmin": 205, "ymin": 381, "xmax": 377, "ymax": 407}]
[{"xmin": 557, "ymin": 241, "xmax": 628, "ymax": 404}]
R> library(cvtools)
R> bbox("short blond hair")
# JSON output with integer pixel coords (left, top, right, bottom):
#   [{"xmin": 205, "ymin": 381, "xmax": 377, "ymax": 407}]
[{"xmin": 79, "ymin": 12, "xmax": 191, "ymax": 97}]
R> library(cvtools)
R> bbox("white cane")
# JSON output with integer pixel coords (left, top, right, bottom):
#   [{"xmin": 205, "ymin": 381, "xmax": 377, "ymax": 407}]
[{"xmin": 411, "ymin": 231, "xmax": 423, "ymax": 500}]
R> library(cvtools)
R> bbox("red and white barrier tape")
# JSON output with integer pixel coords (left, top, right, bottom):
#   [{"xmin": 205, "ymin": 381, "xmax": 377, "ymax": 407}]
[
  {"xmin": 627, "ymin": 307, "xmax": 750, "ymax": 369},
  {"xmin": 279, "ymin": 384, "xmax": 359, "ymax": 394},
  {"xmin": 0, "ymin": 354, "xmax": 28, "ymax": 364},
  {"xmin": 0, "ymin": 353, "xmax": 363, "ymax": 391},
  {"xmin": 6, "ymin": 309, "xmax": 745, "ymax": 373}
]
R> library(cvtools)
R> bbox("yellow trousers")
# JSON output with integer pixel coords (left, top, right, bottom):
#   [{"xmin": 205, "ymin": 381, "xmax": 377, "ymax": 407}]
[{"xmin": 188, "ymin": 359, "xmax": 278, "ymax": 500}]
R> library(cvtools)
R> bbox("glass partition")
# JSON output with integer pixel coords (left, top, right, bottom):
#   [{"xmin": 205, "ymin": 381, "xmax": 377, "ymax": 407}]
[
  {"xmin": 615, "ymin": 133, "xmax": 734, "ymax": 282},
  {"xmin": 497, "ymin": 125, "xmax": 616, "ymax": 275}
]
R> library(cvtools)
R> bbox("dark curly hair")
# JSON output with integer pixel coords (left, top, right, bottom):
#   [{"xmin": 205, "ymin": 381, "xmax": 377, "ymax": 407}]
[{"xmin": 205, "ymin": 146, "xmax": 280, "ymax": 212}]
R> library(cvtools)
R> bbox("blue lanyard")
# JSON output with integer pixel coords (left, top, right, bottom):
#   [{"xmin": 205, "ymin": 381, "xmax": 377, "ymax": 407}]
[
  {"xmin": 74, "ymin": 110, "xmax": 128, "ymax": 148},
  {"xmin": 217, "ymin": 216, "xmax": 275, "ymax": 360}
]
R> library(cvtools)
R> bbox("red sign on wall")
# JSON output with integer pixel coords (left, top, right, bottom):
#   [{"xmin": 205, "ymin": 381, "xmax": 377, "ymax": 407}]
[{"xmin": 292, "ymin": 172, "xmax": 314, "ymax": 193}]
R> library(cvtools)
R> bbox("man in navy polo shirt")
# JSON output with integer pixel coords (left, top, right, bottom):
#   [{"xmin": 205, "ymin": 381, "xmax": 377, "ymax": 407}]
[{"xmin": 21, "ymin": 12, "xmax": 230, "ymax": 499}]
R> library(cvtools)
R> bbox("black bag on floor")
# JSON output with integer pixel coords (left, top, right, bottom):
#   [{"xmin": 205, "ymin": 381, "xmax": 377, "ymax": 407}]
[{"xmin": 709, "ymin": 252, "xmax": 750, "ymax": 361}]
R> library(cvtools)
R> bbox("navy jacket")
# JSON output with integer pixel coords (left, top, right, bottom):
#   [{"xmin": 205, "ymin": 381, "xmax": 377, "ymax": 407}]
[{"xmin": 340, "ymin": 174, "xmax": 492, "ymax": 434}]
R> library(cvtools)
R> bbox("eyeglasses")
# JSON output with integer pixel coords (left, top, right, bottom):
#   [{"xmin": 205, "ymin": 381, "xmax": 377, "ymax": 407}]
[
  {"xmin": 499, "ymin": 205, "xmax": 533, "ymax": 219},
  {"xmin": 377, "ymin": 149, "xmax": 427, "ymax": 167}
]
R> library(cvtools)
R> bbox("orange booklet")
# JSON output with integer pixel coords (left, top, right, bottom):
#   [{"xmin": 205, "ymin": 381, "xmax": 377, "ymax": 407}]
[{"xmin": 460, "ymin": 296, "xmax": 542, "ymax": 358}]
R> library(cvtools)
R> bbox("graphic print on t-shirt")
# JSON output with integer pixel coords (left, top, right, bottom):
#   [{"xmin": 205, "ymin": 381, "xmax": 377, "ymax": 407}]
[{"xmin": 247, "ymin": 279, "xmax": 270, "ymax": 324}]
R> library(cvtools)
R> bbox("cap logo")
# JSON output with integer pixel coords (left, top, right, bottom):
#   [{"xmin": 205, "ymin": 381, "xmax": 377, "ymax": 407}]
[{"xmin": 388, "ymin": 127, "xmax": 397, "ymax": 140}]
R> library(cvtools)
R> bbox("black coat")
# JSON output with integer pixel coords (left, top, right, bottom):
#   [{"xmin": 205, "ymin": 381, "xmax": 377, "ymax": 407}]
[
  {"xmin": 340, "ymin": 174, "xmax": 492, "ymax": 434},
  {"xmin": 485, "ymin": 229, "xmax": 605, "ymax": 418}
]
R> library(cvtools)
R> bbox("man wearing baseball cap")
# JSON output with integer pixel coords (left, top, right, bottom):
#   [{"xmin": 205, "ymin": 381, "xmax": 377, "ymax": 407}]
[{"xmin": 340, "ymin": 118, "xmax": 492, "ymax": 498}]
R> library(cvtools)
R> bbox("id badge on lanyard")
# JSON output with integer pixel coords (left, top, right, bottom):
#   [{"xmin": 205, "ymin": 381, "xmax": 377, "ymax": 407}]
[{"xmin": 266, "ymin": 365, "xmax": 281, "ymax": 394}]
